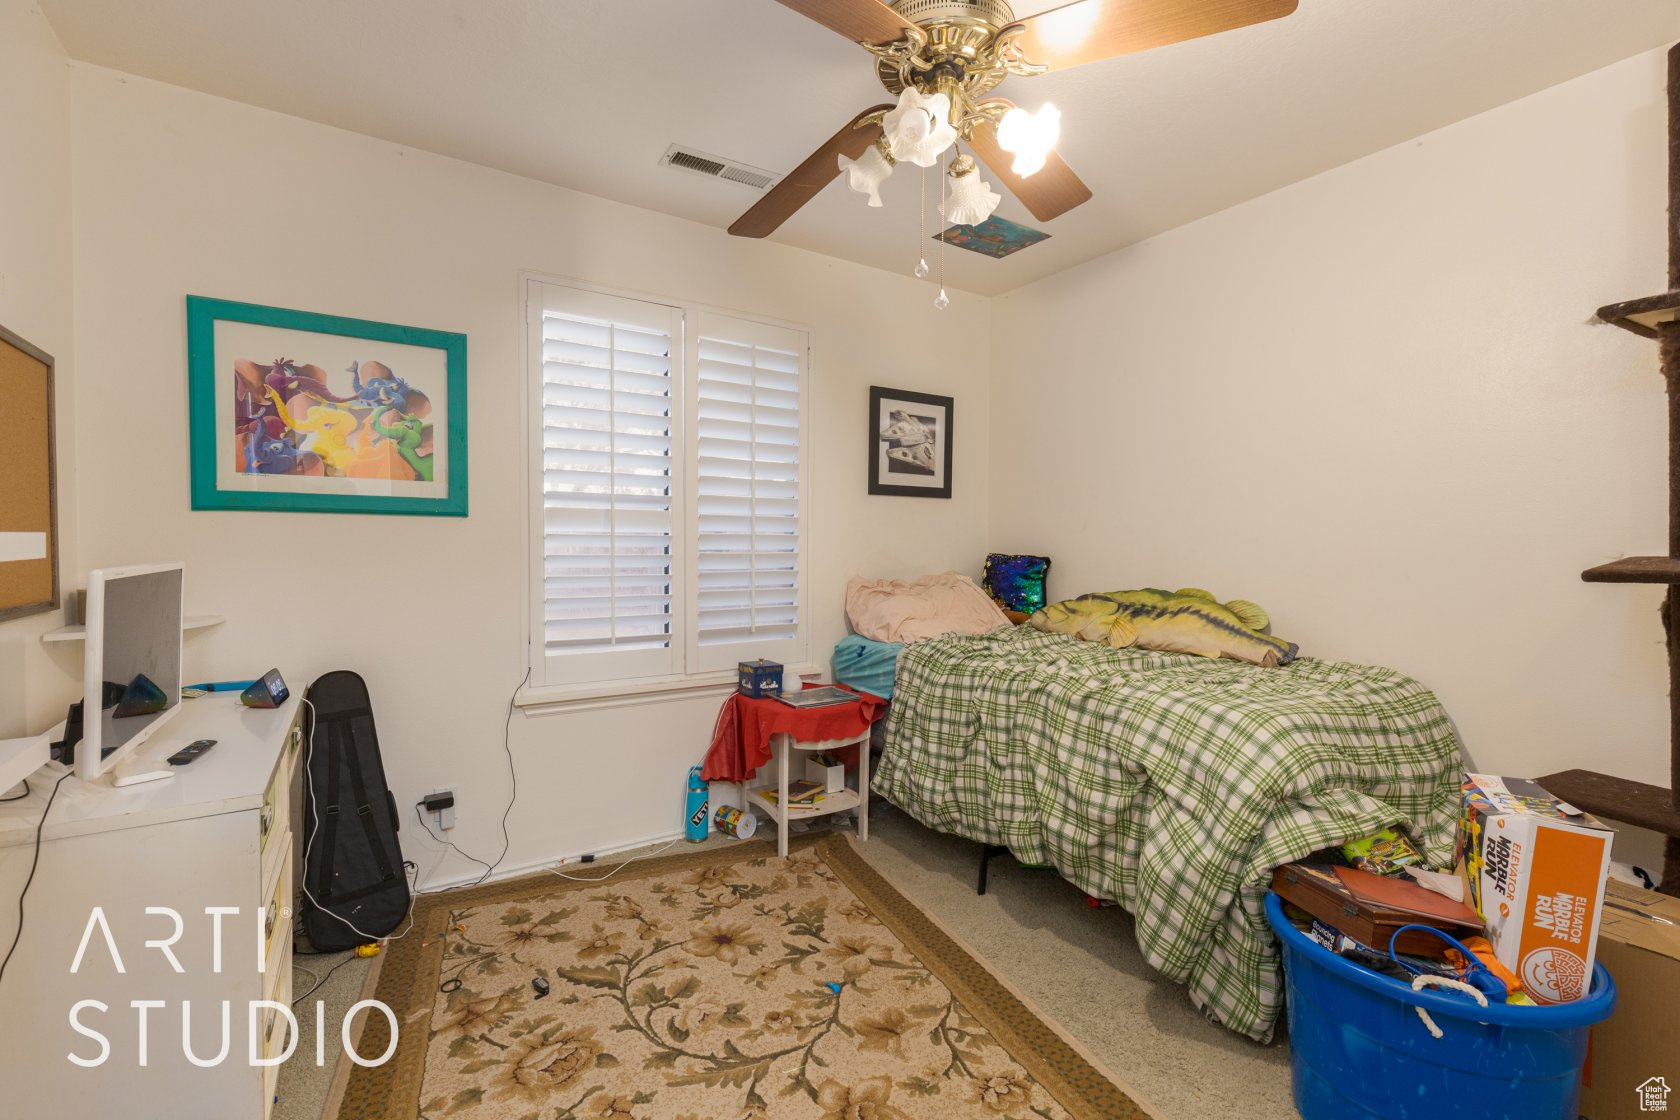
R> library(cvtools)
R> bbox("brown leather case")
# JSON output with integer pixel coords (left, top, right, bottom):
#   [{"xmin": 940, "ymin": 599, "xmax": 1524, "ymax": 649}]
[{"xmin": 1271, "ymin": 863, "xmax": 1482, "ymax": 957}]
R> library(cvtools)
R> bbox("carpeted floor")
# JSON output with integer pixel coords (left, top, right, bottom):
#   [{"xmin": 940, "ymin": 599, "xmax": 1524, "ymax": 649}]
[
  {"xmin": 278, "ymin": 807, "xmax": 1296, "ymax": 1120},
  {"xmin": 275, "ymin": 947, "xmax": 375, "ymax": 1120},
  {"xmin": 856, "ymin": 807, "xmax": 1296, "ymax": 1120}
]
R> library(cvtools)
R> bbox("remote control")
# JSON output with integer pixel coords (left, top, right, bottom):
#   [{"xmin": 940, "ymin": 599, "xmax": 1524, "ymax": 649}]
[{"xmin": 167, "ymin": 739, "xmax": 217, "ymax": 766}]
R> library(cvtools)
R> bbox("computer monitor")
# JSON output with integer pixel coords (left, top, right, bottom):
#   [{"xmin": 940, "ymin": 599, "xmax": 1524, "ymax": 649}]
[{"xmin": 78, "ymin": 562, "xmax": 185, "ymax": 782}]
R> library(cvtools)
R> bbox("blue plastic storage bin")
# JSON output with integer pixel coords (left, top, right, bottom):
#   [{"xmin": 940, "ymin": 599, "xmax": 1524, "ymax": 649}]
[{"xmin": 1265, "ymin": 891, "xmax": 1615, "ymax": 1120}]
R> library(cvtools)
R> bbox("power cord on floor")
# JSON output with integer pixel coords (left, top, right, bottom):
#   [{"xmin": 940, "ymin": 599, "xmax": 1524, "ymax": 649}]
[
  {"xmin": 546, "ymin": 836, "xmax": 685, "ymax": 883},
  {"xmin": 292, "ymin": 953, "xmax": 360, "ymax": 1005},
  {"xmin": 0, "ymin": 779, "xmax": 29, "ymax": 804},
  {"xmin": 414, "ymin": 803, "xmax": 497, "ymax": 880}
]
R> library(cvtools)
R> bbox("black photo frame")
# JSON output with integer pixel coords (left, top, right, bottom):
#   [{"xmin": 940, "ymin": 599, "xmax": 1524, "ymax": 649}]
[{"xmin": 868, "ymin": 385, "xmax": 953, "ymax": 499}]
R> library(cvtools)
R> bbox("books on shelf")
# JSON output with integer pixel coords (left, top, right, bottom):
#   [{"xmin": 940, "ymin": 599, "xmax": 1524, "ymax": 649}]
[
  {"xmin": 769, "ymin": 779, "xmax": 826, "ymax": 805},
  {"xmin": 761, "ymin": 779, "xmax": 825, "ymax": 807}
]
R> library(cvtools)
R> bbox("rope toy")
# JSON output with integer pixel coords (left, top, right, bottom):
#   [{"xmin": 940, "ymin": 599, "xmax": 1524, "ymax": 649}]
[{"xmin": 1409, "ymin": 974, "xmax": 1489, "ymax": 1039}]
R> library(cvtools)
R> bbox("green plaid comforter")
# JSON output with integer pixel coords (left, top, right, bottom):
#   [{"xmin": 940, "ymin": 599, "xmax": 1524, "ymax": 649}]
[{"xmin": 873, "ymin": 626, "xmax": 1461, "ymax": 1042}]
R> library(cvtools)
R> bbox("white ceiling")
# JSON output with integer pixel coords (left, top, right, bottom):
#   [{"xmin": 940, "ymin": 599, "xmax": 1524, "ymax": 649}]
[{"xmin": 38, "ymin": 0, "xmax": 1680, "ymax": 296}]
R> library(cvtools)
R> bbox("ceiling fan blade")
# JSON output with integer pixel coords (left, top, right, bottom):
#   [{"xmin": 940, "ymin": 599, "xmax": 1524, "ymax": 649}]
[
  {"xmin": 968, "ymin": 120, "xmax": 1093, "ymax": 223},
  {"xmin": 1005, "ymin": 0, "xmax": 1297, "ymax": 71},
  {"xmin": 729, "ymin": 105, "xmax": 895, "ymax": 239},
  {"xmin": 770, "ymin": 0, "xmax": 917, "ymax": 46}
]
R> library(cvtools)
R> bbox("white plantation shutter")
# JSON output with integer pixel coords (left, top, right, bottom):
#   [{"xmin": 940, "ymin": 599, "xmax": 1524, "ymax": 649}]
[
  {"xmin": 532, "ymin": 285, "xmax": 683, "ymax": 684},
  {"xmin": 527, "ymin": 282, "xmax": 809, "ymax": 692},
  {"xmin": 687, "ymin": 312, "xmax": 808, "ymax": 673}
]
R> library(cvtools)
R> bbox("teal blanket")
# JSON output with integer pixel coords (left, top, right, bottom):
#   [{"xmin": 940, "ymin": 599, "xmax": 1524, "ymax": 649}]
[{"xmin": 833, "ymin": 633, "xmax": 903, "ymax": 700}]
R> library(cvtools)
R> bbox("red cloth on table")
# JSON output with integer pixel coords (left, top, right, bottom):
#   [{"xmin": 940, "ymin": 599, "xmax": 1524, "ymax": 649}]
[{"xmin": 700, "ymin": 686, "xmax": 887, "ymax": 783}]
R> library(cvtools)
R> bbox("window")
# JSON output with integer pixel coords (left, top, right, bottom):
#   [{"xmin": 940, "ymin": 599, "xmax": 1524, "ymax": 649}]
[{"xmin": 525, "ymin": 280, "xmax": 810, "ymax": 694}]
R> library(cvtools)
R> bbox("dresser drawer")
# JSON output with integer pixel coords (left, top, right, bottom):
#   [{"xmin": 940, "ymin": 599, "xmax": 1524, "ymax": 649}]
[
  {"xmin": 261, "ymin": 939, "xmax": 293, "ymax": 1120},
  {"xmin": 259, "ymin": 753, "xmax": 294, "ymax": 892},
  {"xmin": 263, "ymin": 924, "xmax": 292, "ymax": 1007},
  {"xmin": 261, "ymin": 834, "xmax": 293, "ymax": 982}
]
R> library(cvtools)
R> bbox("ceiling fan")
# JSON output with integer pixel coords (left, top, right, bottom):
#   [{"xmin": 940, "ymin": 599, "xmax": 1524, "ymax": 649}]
[{"xmin": 729, "ymin": 0, "xmax": 1300, "ymax": 240}]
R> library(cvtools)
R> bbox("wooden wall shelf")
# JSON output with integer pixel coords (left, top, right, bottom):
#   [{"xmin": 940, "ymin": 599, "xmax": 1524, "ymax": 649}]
[
  {"xmin": 1539, "ymin": 769, "xmax": 1680, "ymax": 839},
  {"xmin": 1581, "ymin": 556, "xmax": 1680, "ymax": 583},
  {"xmin": 1597, "ymin": 290, "xmax": 1680, "ymax": 338}
]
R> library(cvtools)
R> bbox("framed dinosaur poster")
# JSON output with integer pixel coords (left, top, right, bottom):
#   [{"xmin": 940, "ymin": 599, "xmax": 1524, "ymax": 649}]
[
  {"xmin": 0, "ymin": 322, "xmax": 58, "ymax": 620},
  {"xmin": 186, "ymin": 296, "xmax": 468, "ymax": 516}
]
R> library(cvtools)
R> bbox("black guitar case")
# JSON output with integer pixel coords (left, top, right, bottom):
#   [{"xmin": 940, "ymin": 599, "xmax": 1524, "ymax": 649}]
[{"xmin": 301, "ymin": 671, "xmax": 410, "ymax": 951}]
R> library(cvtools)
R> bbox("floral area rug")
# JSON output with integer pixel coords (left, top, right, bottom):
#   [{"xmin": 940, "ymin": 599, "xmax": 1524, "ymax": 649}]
[{"xmin": 339, "ymin": 834, "xmax": 1148, "ymax": 1120}]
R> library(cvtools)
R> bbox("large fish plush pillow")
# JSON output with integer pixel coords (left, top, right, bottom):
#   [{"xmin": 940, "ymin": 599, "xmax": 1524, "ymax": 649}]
[{"xmin": 1028, "ymin": 588, "xmax": 1298, "ymax": 668}]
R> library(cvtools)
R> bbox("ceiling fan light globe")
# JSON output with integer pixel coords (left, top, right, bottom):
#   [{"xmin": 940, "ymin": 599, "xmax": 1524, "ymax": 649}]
[
  {"xmin": 884, "ymin": 88, "xmax": 958, "ymax": 167},
  {"xmin": 941, "ymin": 170, "xmax": 1001, "ymax": 226},
  {"xmin": 898, "ymin": 110, "xmax": 931, "ymax": 147},
  {"xmin": 838, "ymin": 144, "xmax": 894, "ymax": 207},
  {"xmin": 997, "ymin": 103, "xmax": 1061, "ymax": 179},
  {"xmin": 1010, "ymin": 151, "xmax": 1048, "ymax": 178}
]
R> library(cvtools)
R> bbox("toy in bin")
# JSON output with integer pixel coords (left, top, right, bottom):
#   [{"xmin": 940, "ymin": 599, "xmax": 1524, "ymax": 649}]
[
  {"xmin": 1457, "ymin": 773, "xmax": 1613, "ymax": 1004},
  {"xmin": 737, "ymin": 659, "xmax": 784, "ymax": 697},
  {"xmin": 1341, "ymin": 826, "xmax": 1422, "ymax": 876}
]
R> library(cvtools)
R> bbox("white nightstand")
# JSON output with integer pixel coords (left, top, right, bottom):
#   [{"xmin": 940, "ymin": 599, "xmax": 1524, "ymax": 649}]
[{"xmin": 741, "ymin": 729, "xmax": 870, "ymax": 858}]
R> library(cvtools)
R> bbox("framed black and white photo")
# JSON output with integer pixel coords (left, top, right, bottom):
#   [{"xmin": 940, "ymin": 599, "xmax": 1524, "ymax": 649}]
[{"xmin": 868, "ymin": 385, "xmax": 952, "ymax": 499}]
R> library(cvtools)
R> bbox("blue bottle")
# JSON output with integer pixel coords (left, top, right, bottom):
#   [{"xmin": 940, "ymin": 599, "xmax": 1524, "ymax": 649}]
[{"xmin": 685, "ymin": 765, "xmax": 709, "ymax": 842}]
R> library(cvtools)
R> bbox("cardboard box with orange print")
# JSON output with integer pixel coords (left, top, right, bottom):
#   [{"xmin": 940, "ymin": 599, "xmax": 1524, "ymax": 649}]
[{"xmin": 1456, "ymin": 774, "xmax": 1613, "ymax": 1003}]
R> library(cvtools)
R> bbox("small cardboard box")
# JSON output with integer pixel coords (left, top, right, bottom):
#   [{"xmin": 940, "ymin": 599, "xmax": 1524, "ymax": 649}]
[
  {"xmin": 736, "ymin": 659, "xmax": 784, "ymax": 698},
  {"xmin": 805, "ymin": 754, "xmax": 845, "ymax": 794},
  {"xmin": 1458, "ymin": 774, "xmax": 1613, "ymax": 1003},
  {"xmin": 1576, "ymin": 879, "xmax": 1680, "ymax": 1120}
]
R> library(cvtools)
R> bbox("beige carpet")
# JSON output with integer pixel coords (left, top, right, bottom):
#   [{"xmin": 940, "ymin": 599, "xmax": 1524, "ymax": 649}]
[
  {"xmin": 275, "ymin": 948, "xmax": 374, "ymax": 1120},
  {"xmin": 855, "ymin": 809, "xmax": 1295, "ymax": 1120},
  {"xmin": 338, "ymin": 832, "xmax": 1148, "ymax": 1119}
]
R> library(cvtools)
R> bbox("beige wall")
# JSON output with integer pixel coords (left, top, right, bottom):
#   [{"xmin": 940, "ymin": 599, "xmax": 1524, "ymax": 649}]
[
  {"xmin": 65, "ymin": 64, "xmax": 992, "ymax": 883},
  {"xmin": 992, "ymin": 46, "xmax": 1673, "ymax": 864},
  {"xmin": 0, "ymin": 0, "xmax": 78, "ymax": 737}
]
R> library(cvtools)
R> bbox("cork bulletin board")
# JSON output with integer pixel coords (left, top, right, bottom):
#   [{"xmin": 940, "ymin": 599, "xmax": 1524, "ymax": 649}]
[{"xmin": 0, "ymin": 323, "xmax": 58, "ymax": 621}]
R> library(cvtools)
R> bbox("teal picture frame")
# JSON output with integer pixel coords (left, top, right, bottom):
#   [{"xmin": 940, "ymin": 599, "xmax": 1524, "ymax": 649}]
[{"xmin": 186, "ymin": 296, "xmax": 467, "ymax": 516}]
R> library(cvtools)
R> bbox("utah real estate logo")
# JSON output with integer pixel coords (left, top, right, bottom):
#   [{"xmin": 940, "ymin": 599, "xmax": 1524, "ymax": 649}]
[{"xmin": 1639, "ymin": 1076, "xmax": 1672, "ymax": 1113}]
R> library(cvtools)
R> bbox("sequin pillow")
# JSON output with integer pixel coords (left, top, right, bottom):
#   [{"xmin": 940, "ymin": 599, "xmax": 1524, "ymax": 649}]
[{"xmin": 982, "ymin": 553, "xmax": 1051, "ymax": 614}]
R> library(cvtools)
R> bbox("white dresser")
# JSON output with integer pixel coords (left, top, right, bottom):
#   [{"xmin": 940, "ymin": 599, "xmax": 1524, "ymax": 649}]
[{"xmin": 0, "ymin": 693, "xmax": 303, "ymax": 1120}]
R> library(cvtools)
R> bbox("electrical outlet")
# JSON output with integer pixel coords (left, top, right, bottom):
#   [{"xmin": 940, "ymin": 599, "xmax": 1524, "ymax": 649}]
[{"xmin": 430, "ymin": 787, "xmax": 456, "ymax": 831}]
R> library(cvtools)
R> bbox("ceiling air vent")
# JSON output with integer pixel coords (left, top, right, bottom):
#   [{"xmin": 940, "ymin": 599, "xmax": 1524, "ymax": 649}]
[{"xmin": 660, "ymin": 145, "xmax": 778, "ymax": 192}]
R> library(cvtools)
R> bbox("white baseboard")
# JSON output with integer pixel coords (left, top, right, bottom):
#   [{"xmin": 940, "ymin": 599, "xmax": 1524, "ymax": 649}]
[{"xmin": 415, "ymin": 827, "xmax": 693, "ymax": 893}]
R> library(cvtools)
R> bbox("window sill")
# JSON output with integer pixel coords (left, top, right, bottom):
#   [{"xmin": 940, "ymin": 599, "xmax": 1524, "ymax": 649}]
[{"xmin": 516, "ymin": 663, "xmax": 823, "ymax": 715}]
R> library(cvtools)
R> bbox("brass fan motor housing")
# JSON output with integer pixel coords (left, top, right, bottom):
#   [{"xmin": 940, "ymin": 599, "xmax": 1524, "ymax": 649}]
[
  {"xmin": 876, "ymin": 0, "xmax": 1023, "ymax": 100},
  {"xmin": 891, "ymin": 0, "xmax": 1016, "ymax": 25}
]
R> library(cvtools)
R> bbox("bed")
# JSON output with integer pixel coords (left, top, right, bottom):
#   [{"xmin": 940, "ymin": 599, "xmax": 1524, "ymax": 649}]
[{"xmin": 871, "ymin": 624, "xmax": 1462, "ymax": 1043}]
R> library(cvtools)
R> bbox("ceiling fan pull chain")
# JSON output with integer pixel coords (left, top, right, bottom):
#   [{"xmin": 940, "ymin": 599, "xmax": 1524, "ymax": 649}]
[
  {"xmin": 934, "ymin": 147, "xmax": 950, "ymax": 310},
  {"xmin": 915, "ymin": 165, "xmax": 929, "ymax": 279}
]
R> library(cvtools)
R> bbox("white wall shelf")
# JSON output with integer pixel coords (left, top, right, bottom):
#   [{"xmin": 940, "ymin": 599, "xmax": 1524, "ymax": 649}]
[{"xmin": 40, "ymin": 612, "xmax": 225, "ymax": 643}]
